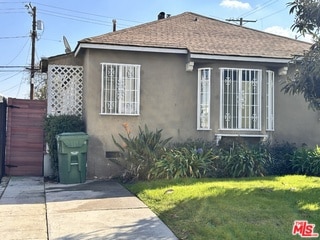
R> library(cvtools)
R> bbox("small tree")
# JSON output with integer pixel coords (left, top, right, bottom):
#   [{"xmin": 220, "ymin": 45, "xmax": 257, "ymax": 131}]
[{"xmin": 282, "ymin": 0, "xmax": 320, "ymax": 110}]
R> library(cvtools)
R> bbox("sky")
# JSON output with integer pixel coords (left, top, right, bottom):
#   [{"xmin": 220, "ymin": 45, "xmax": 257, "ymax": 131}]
[{"xmin": 0, "ymin": 0, "xmax": 312, "ymax": 99}]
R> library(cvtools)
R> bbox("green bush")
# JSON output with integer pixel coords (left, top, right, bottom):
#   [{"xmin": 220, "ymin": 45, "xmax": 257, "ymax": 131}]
[
  {"xmin": 220, "ymin": 143, "xmax": 271, "ymax": 178},
  {"xmin": 44, "ymin": 115, "xmax": 85, "ymax": 178},
  {"xmin": 291, "ymin": 145, "xmax": 320, "ymax": 176},
  {"xmin": 150, "ymin": 147, "xmax": 216, "ymax": 179},
  {"xmin": 112, "ymin": 125, "xmax": 320, "ymax": 180},
  {"xmin": 266, "ymin": 141, "xmax": 297, "ymax": 176},
  {"xmin": 113, "ymin": 124, "xmax": 172, "ymax": 182},
  {"xmin": 170, "ymin": 138, "xmax": 216, "ymax": 152}
]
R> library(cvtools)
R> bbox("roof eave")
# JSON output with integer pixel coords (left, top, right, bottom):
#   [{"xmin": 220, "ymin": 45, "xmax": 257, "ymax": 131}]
[
  {"xmin": 74, "ymin": 42, "xmax": 188, "ymax": 56},
  {"xmin": 189, "ymin": 53, "xmax": 292, "ymax": 64},
  {"xmin": 75, "ymin": 42, "xmax": 293, "ymax": 64}
]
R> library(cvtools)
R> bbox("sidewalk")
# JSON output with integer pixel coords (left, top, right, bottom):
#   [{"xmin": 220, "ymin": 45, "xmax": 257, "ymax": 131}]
[{"xmin": 0, "ymin": 176, "xmax": 177, "ymax": 240}]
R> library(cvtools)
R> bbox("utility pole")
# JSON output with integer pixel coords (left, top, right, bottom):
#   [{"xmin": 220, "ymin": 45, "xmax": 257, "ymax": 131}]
[
  {"xmin": 226, "ymin": 17, "xmax": 256, "ymax": 26},
  {"xmin": 26, "ymin": 3, "xmax": 36, "ymax": 100}
]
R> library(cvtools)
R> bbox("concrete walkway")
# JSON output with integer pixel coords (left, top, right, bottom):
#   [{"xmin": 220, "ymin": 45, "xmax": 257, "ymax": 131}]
[{"xmin": 0, "ymin": 176, "xmax": 177, "ymax": 240}]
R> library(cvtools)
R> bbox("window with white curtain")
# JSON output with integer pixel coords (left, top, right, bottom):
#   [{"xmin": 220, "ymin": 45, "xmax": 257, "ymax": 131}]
[
  {"xmin": 197, "ymin": 68, "xmax": 211, "ymax": 130},
  {"xmin": 101, "ymin": 63, "xmax": 140, "ymax": 115},
  {"xmin": 220, "ymin": 68, "xmax": 262, "ymax": 130}
]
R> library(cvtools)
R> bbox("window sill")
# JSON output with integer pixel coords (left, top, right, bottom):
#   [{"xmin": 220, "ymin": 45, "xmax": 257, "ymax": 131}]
[
  {"xmin": 215, "ymin": 133, "xmax": 268, "ymax": 145},
  {"xmin": 99, "ymin": 113, "xmax": 140, "ymax": 116}
]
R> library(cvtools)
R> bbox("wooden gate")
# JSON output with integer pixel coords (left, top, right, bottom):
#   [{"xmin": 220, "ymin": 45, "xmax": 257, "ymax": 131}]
[
  {"xmin": 0, "ymin": 98, "xmax": 7, "ymax": 179},
  {"xmin": 5, "ymin": 98, "xmax": 46, "ymax": 176}
]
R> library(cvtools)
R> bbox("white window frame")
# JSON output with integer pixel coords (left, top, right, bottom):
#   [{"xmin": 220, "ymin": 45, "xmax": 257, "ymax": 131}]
[
  {"xmin": 220, "ymin": 68, "xmax": 262, "ymax": 131},
  {"xmin": 101, "ymin": 63, "xmax": 140, "ymax": 115},
  {"xmin": 197, "ymin": 68, "xmax": 212, "ymax": 130},
  {"xmin": 266, "ymin": 70, "xmax": 274, "ymax": 131}
]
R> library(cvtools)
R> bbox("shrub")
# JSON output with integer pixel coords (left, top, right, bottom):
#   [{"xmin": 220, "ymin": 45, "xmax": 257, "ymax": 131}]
[
  {"xmin": 150, "ymin": 147, "xmax": 216, "ymax": 179},
  {"xmin": 220, "ymin": 143, "xmax": 271, "ymax": 178},
  {"xmin": 112, "ymin": 124, "xmax": 172, "ymax": 182},
  {"xmin": 265, "ymin": 141, "xmax": 297, "ymax": 176},
  {"xmin": 170, "ymin": 138, "xmax": 216, "ymax": 152},
  {"xmin": 291, "ymin": 145, "xmax": 320, "ymax": 176},
  {"xmin": 43, "ymin": 115, "xmax": 85, "ymax": 178}
]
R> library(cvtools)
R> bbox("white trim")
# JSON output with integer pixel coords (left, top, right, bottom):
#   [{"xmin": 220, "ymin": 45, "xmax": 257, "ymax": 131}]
[
  {"xmin": 75, "ymin": 43, "xmax": 188, "ymax": 56},
  {"xmin": 75, "ymin": 43, "xmax": 293, "ymax": 64},
  {"xmin": 219, "ymin": 69, "xmax": 223, "ymax": 130},
  {"xmin": 215, "ymin": 133, "xmax": 268, "ymax": 145},
  {"xmin": 190, "ymin": 53, "xmax": 291, "ymax": 63},
  {"xmin": 197, "ymin": 68, "xmax": 212, "ymax": 130},
  {"xmin": 266, "ymin": 70, "xmax": 275, "ymax": 131},
  {"xmin": 215, "ymin": 133, "xmax": 268, "ymax": 138}
]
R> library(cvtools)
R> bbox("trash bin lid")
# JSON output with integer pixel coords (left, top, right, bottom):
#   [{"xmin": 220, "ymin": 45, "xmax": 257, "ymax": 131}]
[
  {"xmin": 56, "ymin": 132, "xmax": 88, "ymax": 148},
  {"xmin": 57, "ymin": 132, "xmax": 87, "ymax": 137}
]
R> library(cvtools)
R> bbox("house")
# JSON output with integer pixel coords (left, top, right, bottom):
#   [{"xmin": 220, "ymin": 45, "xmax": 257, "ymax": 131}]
[{"xmin": 46, "ymin": 12, "xmax": 314, "ymax": 178}]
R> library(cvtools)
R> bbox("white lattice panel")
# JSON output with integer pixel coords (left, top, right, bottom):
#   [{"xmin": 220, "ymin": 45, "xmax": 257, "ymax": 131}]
[{"xmin": 47, "ymin": 65, "xmax": 83, "ymax": 116}]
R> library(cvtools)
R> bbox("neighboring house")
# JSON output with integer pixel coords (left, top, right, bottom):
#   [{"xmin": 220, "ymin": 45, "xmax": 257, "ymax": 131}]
[{"xmin": 47, "ymin": 12, "xmax": 313, "ymax": 178}]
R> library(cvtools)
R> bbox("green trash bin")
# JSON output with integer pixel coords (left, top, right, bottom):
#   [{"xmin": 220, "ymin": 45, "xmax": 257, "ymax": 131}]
[{"xmin": 56, "ymin": 132, "xmax": 88, "ymax": 184}]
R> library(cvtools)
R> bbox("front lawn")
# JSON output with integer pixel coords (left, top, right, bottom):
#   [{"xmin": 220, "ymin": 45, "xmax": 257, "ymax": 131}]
[{"xmin": 125, "ymin": 175, "xmax": 320, "ymax": 240}]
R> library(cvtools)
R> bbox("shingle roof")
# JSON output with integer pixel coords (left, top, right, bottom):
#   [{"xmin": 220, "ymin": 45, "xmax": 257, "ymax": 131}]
[{"xmin": 80, "ymin": 12, "xmax": 311, "ymax": 59}]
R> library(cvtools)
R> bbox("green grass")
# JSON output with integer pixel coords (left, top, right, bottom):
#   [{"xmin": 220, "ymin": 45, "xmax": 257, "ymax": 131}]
[{"xmin": 125, "ymin": 175, "xmax": 320, "ymax": 240}]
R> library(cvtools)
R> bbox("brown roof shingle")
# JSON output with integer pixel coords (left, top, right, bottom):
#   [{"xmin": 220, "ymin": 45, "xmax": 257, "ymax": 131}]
[{"xmin": 81, "ymin": 12, "xmax": 311, "ymax": 59}]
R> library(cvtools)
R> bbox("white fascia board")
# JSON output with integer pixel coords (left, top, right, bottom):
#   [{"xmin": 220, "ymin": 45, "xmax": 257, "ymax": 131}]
[
  {"xmin": 75, "ymin": 43, "xmax": 188, "ymax": 56},
  {"xmin": 75, "ymin": 43, "xmax": 292, "ymax": 64},
  {"xmin": 190, "ymin": 53, "xmax": 291, "ymax": 64}
]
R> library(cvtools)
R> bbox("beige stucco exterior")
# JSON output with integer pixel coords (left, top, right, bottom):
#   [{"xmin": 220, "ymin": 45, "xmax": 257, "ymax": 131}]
[
  {"xmin": 82, "ymin": 49, "xmax": 199, "ymax": 177},
  {"xmin": 274, "ymin": 73, "xmax": 320, "ymax": 146},
  {"xmin": 45, "ymin": 11, "xmax": 315, "ymax": 179},
  {"xmin": 48, "ymin": 48, "xmax": 320, "ymax": 178}
]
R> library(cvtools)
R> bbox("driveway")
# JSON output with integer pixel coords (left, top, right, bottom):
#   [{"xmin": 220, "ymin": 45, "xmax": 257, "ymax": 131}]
[{"xmin": 0, "ymin": 176, "xmax": 177, "ymax": 240}]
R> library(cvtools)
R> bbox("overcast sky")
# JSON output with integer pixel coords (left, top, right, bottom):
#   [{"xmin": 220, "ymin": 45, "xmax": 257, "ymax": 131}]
[{"xmin": 0, "ymin": 0, "xmax": 311, "ymax": 98}]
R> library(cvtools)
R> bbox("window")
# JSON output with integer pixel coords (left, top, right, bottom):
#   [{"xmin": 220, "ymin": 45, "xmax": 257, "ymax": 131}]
[
  {"xmin": 266, "ymin": 70, "xmax": 274, "ymax": 131},
  {"xmin": 220, "ymin": 68, "xmax": 262, "ymax": 130},
  {"xmin": 101, "ymin": 63, "xmax": 140, "ymax": 115},
  {"xmin": 197, "ymin": 68, "xmax": 211, "ymax": 130}
]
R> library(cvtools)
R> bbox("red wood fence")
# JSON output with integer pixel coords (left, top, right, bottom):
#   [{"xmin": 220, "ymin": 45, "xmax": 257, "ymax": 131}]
[{"xmin": 5, "ymin": 98, "xmax": 46, "ymax": 176}]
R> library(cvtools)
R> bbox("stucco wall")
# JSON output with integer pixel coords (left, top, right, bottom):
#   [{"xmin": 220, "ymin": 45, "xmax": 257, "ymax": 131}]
[
  {"xmin": 78, "ymin": 48, "xmax": 320, "ymax": 178},
  {"xmin": 48, "ymin": 52, "xmax": 84, "ymax": 66},
  {"xmin": 274, "ymin": 73, "xmax": 320, "ymax": 146},
  {"xmin": 82, "ymin": 49, "xmax": 202, "ymax": 178}
]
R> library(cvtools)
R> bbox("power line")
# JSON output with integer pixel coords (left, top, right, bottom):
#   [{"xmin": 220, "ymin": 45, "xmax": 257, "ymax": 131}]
[
  {"xmin": 5, "ymin": 38, "xmax": 30, "ymax": 66},
  {"xmin": 0, "ymin": 7, "xmax": 24, "ymax": 10},
  {"xmin": 0, "ymin": 70, "xmax": 25, "ymax": 83},
  {"xmin": 34, "ymin": 2, "xmax": 142, "ymax": 24},
  {"xmin": 0, "ymin": 66, "xmax": 28, "ymax": 68},
  {"xmin": 40, "ymin": 38, "xmax": 61, "ymax": 42},
  {"xmin": 0, "ymin": 36, "xmax": 29, "ymax": 39},
  {"xmin": 239, "ymin": 0, "xmax": 279, "ymax": 18},
  {"xmin": 0, "ymin": 2, "xmax": 25, "ymax": 3},
  {"xmin": 0, "ymin": 70, "xmax": 26, "ymax": 72},
  {"xmin": 37, "ymin": 9, "xmax": 133, "ymax": 29},
  {"xmin": 0, "ymin": 9, "xmax": 25, "ymax": 14},
  {"xmin": 38, "ymin": 9, "xmax": 111, "ymax": 26},
  {"xmin": 258, "ymin": 8, "xmax": 287, "ymax": 21}
]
